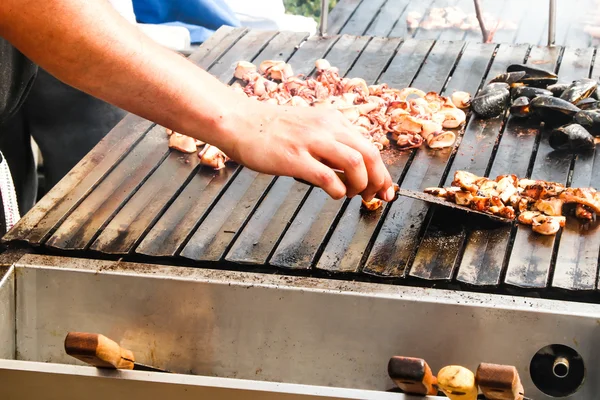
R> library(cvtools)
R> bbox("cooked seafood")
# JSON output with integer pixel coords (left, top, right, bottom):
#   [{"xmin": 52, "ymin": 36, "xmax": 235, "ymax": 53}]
[
  {"xmin": 231, "ymin": 59, "xmax": 469, "ymax": 151},
  {"xmin": 168, "ymin": 132, "xmax": 199, "ymax": 154},
  {"xmin": 425, "ymin": 170, "xmax": 599, "ymax": 235},
  {"xmin": 471, "ymin": 83, "xmax": 510, "ymax": 119},
  {"xmin": 560, "ymin": 79, "xmax": 597, "ymax": 104},
  {"xmin": 510, "ymin": 96, "xmax": 530, "ymax": 118},
  {"xmin": 474, "ymin": 65, "xmax": 599, "ymax": 150},
  {"xmin": 166, "ymin": 128, "xmax": 229, "ymax": 170},
  {"xmin": 549, "ymin": 124, "xmax": 595, "ymax": 152}
]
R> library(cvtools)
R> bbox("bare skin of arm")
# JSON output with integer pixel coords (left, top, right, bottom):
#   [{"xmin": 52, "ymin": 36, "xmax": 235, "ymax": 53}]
[{"xmin": 0, "ymin": 0, "xmax": 395, "ymax": 201}]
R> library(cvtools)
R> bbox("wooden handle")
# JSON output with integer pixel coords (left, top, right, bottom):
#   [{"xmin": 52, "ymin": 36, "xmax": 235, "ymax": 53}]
[
  {"xmin": 64, "ymin": 332, "xmax": 135, "ymax": 370},
  {"xmin": 387, "ymin": 356, "xmax": 438, "ymax": 395},
  {"xmin": 437, "ymin": 365, "xmax": 478, "ymax": 400},
  {"xmin": 476, "ymin": 363, "xmax": 524, "ymax": 400}
]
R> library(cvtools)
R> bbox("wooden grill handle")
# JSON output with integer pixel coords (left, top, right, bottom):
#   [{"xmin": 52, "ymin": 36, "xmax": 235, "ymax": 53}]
[
  {"xmin": 437, "ymin": 365, "xmax": 478, "ymax": 400},
  {"xmin": 387, "ymin": 356, "xmax": 438, "ymax": 395},
  {"xmin": 476, "ymin": 363, "xmax": 525, "ymax": 400},
  {"xmin": 64, "ymin": 332, "xmax": 135, "ymax": 370}
]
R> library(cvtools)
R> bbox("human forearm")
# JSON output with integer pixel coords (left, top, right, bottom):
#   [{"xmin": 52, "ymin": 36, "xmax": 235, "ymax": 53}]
[{"xmin": 0, "ymin": 0, "xmax": 243, "ymax": 151}]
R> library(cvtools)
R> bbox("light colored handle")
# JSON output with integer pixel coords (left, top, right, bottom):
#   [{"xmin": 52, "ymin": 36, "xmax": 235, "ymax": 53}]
[
  {"xmin": 64, "ymin": 332, "xmax": 135, "ymax": 370},
  {"xmin": 476, "ymin": 363, "xmax": 524, "ymax": 400},
  {"xmin": 437, "ymin": 365, "xmax": 478, "ymax": 400}
]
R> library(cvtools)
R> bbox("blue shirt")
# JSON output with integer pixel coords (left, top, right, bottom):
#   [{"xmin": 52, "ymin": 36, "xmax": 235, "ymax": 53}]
[{"xmin": 132, "ymin": 0, "xmax": 241, "ymax": 43}]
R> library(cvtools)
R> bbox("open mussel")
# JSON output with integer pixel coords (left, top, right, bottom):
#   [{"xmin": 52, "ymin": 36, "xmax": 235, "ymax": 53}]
[
  {"xmin": 559, "ymin": 78, "xmax": 597, "ymax": 104},
  {"xmin": 471, "ymin": 83, "xmax": 510, "ymax": 119},
  {"xmin": 530, "ymin": 96, "xmax": 581, "ymax": 126},
  {"xmin": 511, "ymin": 86, "xmax": 552, "ymax": 100},
  {"xmin": 510, "ymin": 96, "xmax": 531, "ymax": 118},
  {"xmin": 507, "ymin": 64, "xmax": 558, "ymax": 88},
  {"xmin": 574, "ymin": 110, "xmax": 600, "ymax": 136},
  {"xmin": 549, "ymin": 124, "xmax": 595, "ymax": 152},
  {"xmin": 489, "ymin": 71, "xmax": 526, "ymax": 86},
  {"xmin": 547, "ymin": 83, "xmax": 569, "ymax": 97}
]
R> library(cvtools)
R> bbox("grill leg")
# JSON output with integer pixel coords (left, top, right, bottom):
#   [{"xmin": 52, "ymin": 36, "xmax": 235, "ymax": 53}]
[
  {"xmin": 548, "ymin": 0, "xmax": 556, "ymax": 46},
  {"xmin": 319, "ymin": 0, "xmax": 329, "ymax": 37}
]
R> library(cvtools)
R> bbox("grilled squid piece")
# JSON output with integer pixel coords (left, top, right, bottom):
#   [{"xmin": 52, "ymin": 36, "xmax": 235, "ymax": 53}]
[
  {"xmin": 234, "ymin": 61, "xmax": 257, "ymax": 80},
  {"xmin": 559, "ymin": 188, "xmax": 600, "ymax": 214},
  {"xmin": 198, "ymin": 144, "xmax": 229, "ymax": 170},
  {"xmin": 575, "ymin": 205, "xmax": 595, "ymax": 221},
  {"xmin": 434, "ymin": 108, "xmax": 467, "ymax": 129},
  {"xmin": 451, "ymin": 91, "xmax": 471, "ymax": 109},
  {"xmin": 534, "ymin": 198, "xmax": 564, "ymax": 216},
  {"xmin": 315, "ymin": 58, "xmax": 331, "ymax": 71},
  {"xmin": 531, "ymin": 215, "xmax": 566, "ymax": 235},
  {"xmin": 168, "ymin": 133, "xmax": 197, "ymax": 153},
  {"xmin": 425, "ymin": 130, "xmax": 456, "ymax": 149},
  {"xmin": 361, "ymin": 198, "xmax": 383, "ymax": 211}
]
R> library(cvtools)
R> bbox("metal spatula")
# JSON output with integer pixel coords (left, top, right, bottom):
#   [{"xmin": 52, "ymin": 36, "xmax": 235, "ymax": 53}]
[{"xmin": 294, "ymin": 169, "xmax": 513, "ymax": 224}]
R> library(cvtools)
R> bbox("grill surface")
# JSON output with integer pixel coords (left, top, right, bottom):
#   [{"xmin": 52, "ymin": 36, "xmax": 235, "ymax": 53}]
[
  {"xmin": 328, "ymin": 0, "xmax": 597, "ymax": 48},
  {"xmin": 4, "ymin": 26, "xmax": 600, "ymax": 302}
]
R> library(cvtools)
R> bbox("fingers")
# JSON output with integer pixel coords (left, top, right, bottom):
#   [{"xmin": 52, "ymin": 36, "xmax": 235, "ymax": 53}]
[
  {"xmin": 333, "ymin": 123, "xmax": 394, "ymax": 201},
  {"xmin": 311, "ymin": 141, "xmax": 369, "ymax": 198},
  {"xmin": 297, "ymin": 156, "xmax": 347, "ymax": 199}
]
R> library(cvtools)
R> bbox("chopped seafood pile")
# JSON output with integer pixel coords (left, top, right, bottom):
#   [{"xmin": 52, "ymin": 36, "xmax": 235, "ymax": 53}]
[
  {"xmin": 407, "ymin": 7, "xmax": 517, "ymax": 31},
  {"xmin": 233, "ymin": 58, "xmax": 468, "ymax": 151},
  {"xmin": 425, "ymin": 171, "xmax": 599, "ymax": 235},
  {"xmin": 168, "ymin": 58, "xmax": 470, "ymax": 170}
]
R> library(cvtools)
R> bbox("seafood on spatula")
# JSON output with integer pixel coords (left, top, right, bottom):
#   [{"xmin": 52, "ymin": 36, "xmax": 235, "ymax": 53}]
[{"xmin": 425, "ymin": 171, "xmax": 599, "ymax": 236}]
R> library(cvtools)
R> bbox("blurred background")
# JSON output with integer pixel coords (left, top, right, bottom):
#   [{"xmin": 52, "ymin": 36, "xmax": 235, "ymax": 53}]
[{"xmin": 283, "ymin": 0, "xmax": 338, "ymax": 19}]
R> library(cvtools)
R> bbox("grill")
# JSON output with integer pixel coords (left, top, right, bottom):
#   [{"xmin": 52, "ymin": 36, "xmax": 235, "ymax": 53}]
[{"xmin": 4, "ymin": 26, "xmax": 600, "ymax": 302}]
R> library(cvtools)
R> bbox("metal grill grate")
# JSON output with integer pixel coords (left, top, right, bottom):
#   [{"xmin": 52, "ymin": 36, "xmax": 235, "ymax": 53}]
[
  {"xmin": 327, "ymin": 0, "xmax": 596, "ymax": 48},
  {"xmin": 4, "ymin": 26, "xmax": 600, "ymax": 301}
]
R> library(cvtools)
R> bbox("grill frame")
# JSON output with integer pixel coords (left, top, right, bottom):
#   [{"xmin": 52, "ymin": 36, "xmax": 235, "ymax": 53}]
[{"xmin": 3, "ymin": 26, "xmax": 600, "ymax": 303}]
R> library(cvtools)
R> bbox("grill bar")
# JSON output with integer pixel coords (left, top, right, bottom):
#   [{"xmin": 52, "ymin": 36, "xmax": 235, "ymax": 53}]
[
  {"xmin": 362, "ymin": 39, "xmax": 466, "ymax": 278},
  {"xmin": 4, "ymin": 26, "xmax": 600, "ymax": 302},
  {"xmin": 268, "ymin": 35, "xmax": 372, "ymax": 270},
  {"xmin": 45, "ymin": 125, "xmax": 170, "ymax": 250}
]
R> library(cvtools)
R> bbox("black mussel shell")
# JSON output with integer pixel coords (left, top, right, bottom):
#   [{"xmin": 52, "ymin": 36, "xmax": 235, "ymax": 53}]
[
  {"xmin": 507, "ymin": 64, "xmax": 558, "ymax": 88},
  {"xmin": 547, "ymin": 83, "xmax": 569, "ymax": 97},
  {"xmin": 549, "ymin": 124, "xmax": 595, "ymax": 152},
  {"xmin": 489, "ymin": 71, "xmax": 526, "ymax": 86},
  {"xmin": 575, "ymin": 98, "xmax": 600, "ymax": 110},
  {"xmin": 471, "ymin": 84, "xmax": 511, "ymax": 119},
  {"xmin": 592, "ymin": 86, "xmax": 599, "ymax": 100},
  {"xmin": 530, "ymin": 95, "xmax": 581, "ymax": 126},
  {"xmin": 481, "ymin": 82, "xmax": 510, "ymax": 93},
  {"xmin": 510, "ymin": 96, "xmax": 531, "ymax": 118},
  {"xmin": 574, "ymin": 110, "xmax": 600, "ymax": 136},
  {"xmin": 559, "ymin": 78, "xmax": 597, "ymax": 104},
  {"xmin": 511, "ymin": 86, "xmax": 553, "ymax": 100}
]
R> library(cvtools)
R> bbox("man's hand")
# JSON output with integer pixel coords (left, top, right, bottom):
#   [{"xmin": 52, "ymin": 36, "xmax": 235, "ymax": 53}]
[{"xmin": 219, "ymin": 100, "xmax": 395, "ymax": 202}]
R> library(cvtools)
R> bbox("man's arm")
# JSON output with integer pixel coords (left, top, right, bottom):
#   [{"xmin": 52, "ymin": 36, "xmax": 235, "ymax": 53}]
[{"xmin": 0, "ymin": 0, "xmax": 395, "ymax": 202}]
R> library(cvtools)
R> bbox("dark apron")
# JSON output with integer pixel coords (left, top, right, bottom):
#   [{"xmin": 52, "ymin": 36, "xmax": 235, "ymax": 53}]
[
  {"xmin": 0, "ymin": 38, "xmax": 37, "ymax": 123},
  {"xmin": 0, "ymin": 38, "xmax": 38, "ymax": 237}
]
